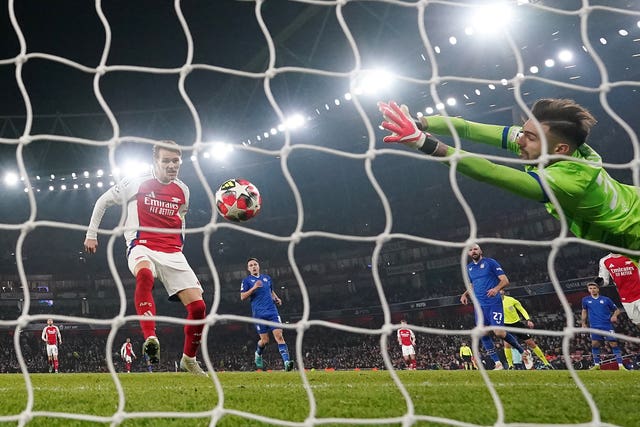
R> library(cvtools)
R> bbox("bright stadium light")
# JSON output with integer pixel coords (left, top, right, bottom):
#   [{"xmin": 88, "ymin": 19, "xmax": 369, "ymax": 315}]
[
  {"xmin": 545, "ymin": 58, "xmax": 555, "ymax": 67},
  {"xmin": 209, "ymin": 142, "xmax": 233, "ymax": 161},
  {"xmin": 470, "ymin": 4, "xmax": 513, "ymax": 34},
  {"xmin": 119, "ymin": 161, "xmax": 149, "ymax": 177},
  {"xmin": 284, "ymin": 114, "xmax": 305, "ymax": 130},
  {"xmin": 530, "ymin": 65, "xmax": 539, "ymax": 74},
  {"xmin": 425, "ymin": 107, "xmax": 434, "ymax": 114},
  {"xmin": 4, "ymin": 172, "xmax": 19, "ymax": 186},
  {"xmin": 353, "ymin": 69, "xmax": 393, "ymax": 95},
  {"xmin": 446, "ymin": 97, "xmax": 456, "ymax": 106},
  {"xmin": 558, "ymin": 49, "xmax": 573, "ymax": 62}
]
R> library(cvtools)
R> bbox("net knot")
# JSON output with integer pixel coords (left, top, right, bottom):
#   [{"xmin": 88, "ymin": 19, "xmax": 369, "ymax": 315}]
[{"xmin": 18, "ymin": 136, "xmax": 32, "ymax": 145}]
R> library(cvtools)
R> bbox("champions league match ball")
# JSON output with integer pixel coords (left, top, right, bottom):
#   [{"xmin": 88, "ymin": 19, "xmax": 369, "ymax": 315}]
[{"xmin": 215, "ymin": 178, "xmax": 262, "ymax": 222}]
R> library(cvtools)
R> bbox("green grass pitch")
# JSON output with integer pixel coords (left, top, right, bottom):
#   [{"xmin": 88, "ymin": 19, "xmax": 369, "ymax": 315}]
[{"xmin": 0, "ymin": 370, "xmax": 638, "ymax": 426}]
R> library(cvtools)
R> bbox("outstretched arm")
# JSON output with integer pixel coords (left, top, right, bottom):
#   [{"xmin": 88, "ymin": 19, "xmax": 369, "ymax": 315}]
[
  {"xmin": 378, "ymin": 101, "xmax": 545, "ymax": 202},
  {"xmin": 421, "ymin": 115, "xmax": 523, "ymax": 156}
]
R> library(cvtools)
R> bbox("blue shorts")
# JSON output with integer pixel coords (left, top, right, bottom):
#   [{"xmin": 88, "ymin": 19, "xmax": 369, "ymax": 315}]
[
  {"xmin": 476, "ymin": 302, "xmax": 505, "ymax": 327},
  {"xmin": 589, "ymin": 324, "xmax": 616, "ymax": 342},
  {"xmin": 253, "ymin": 311, "xmax": 282, "ymax": 334}
]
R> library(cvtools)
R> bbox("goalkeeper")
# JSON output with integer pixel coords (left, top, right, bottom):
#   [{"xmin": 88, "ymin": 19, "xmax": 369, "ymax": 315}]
[{"xmin": 378, "ymin": 98, "xmax": 640, "ymax": 253}]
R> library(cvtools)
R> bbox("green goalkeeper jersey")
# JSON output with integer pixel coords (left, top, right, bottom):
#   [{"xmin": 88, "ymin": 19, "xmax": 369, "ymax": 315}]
[{"xmin": 425, "ymin": 116, "xmax": 640, "ymax": 251}]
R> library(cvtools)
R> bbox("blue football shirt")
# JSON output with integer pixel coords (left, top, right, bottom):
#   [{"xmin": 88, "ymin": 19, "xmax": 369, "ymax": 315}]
[
  {"xmin": 467, "ymin": 257, "xmax": 505, "ymax": 306},
  {"xmin": 582, "ymin": 295, "xmax": 617, "ymax": 329},
  {"xmin": 241, "ymin": 273, "xmax": 278, "ymax": 317}
]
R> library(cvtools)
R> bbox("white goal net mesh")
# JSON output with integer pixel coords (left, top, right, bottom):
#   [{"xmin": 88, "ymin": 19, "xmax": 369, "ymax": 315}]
[{"xmin": 1, "ymin": 0, "xmax": 640, "ymax": 426}]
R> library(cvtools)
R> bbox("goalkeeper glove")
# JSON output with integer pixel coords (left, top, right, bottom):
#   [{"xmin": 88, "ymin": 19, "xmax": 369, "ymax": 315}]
[{"xmin": 378, "ymin": 101, "xmax": 440, "ymax": 154}]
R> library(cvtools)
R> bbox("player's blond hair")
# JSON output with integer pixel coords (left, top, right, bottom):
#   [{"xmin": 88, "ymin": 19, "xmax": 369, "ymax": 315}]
[{"xmin": 153, "ymin": 140, "xmax": 182, "ymax": 158}]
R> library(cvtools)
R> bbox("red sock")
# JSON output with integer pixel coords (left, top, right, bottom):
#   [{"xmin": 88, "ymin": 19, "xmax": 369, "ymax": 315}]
[
  {"xmin": 54, "ymin": 360, "xmax": 59, "ymax": 370},
  {"xmin": 126, "ymin": 362, "xmax": 131, "ymax": 372},
  {"xmin": 134, "ymin": 268, "xmax": 156, "ymax": 339},
  {"xmin": 183, "ymin": 299, "xmax": 206, "ymax": 358}
]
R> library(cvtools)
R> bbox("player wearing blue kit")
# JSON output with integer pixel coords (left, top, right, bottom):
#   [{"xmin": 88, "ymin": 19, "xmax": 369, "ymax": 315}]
[
  {"xmin": 240, "ymin": 258, "xmax": 294, "ymax": 371},
  {"xmin": 460, "ymin": 244, "xmax": 530, "ymax": 370},
  {"xmin": 581, "ymin": 282, "xmax": 627, "ymax": 370}
]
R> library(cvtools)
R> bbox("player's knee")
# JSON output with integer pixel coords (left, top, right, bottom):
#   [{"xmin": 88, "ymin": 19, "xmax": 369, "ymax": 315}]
[
  {"xmin": 187, "ymin": 299, "xmax": 206, "ymax": 319},
  {"xmin": 136, "ymin": 268, "xmax": 154, "ymax": 290}
]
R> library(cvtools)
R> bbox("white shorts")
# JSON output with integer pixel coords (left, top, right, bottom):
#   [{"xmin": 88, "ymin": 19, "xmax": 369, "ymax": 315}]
[
  {"xmin": 46, "ymin": 344, "xmax": 58, "ymax": 357},
  {"xmin": 401, "ymin": 345, "xmax": 415, "ymax": 357},
  {"xmin": 123, "ymin": 355, "xmax": 133, "ymax": 363},
  {"xmin": 622, "ymin": 300, "xmax": 640, "ymax": 324},
  {"xmin": 128, "ymin": 245, "xmax": 203, "ymax": 300}
]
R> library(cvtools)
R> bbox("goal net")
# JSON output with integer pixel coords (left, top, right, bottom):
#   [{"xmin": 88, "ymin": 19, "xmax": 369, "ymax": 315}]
[{"xmin": 1, "ymin": 0, "xmax": 639, "ymax": 426}]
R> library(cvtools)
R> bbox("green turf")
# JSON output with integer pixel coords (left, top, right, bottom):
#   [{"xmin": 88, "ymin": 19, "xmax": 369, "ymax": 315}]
[{"xmin": 0, "ymin": 370, "xmax": 638, "ymax": 426}]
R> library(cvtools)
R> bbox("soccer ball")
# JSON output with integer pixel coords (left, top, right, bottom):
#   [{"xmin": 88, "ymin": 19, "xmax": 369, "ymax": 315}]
[{"xmin": 215, "ymin": 178, "xmax": 261, "ymax": 222}]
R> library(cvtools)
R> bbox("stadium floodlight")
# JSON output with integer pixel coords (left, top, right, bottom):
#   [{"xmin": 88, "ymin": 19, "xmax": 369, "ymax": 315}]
[
  {"xmin": 530, "ymin": 65, "xmax": 539, "ymax": 74},
  {"xmin": 270, "ymin": 128, "xmax": 277, "ymax": 135},
  {"xmin": 425, "ymin": 107, "xmax": 434, "ymax": 114},
  {"xmin": 352, "ymin": 69, "xmax": 393, "ymax": 95},
  {"xmin": 558, "ymin": 49, "xmax": 573, "ymax": 62},
  {"xmin": 449, "ymin": 36, "xmax": 457, "ymax": 45},
  {"xmin": 618, "ymin": 29, "xmax": 628, "ymax": 36},
  {"xmin": 4, "ymin": 172, "xmax": 19, "ymax": 186},
  {"xmin": 61, "ymin": 185, "xmax": 67, "ymax": 191},
  {"xmin": 96, "ymin": 169, "xmax": 104, "ymax": 177},
  {"xmin": 469, "ymin": 4, "xmax": 513, "ymax": 34},
  {"xmin": 97, "ymin": 182, "xmax": 103, "ymax": 188},
  {"xmin": 83, "ymin": 171, "xmax": 89, "ymax": 178},
  {"xmin": 209, "ymin": 142, "xmax": 233, "ymax": 161},
  {"xmin": 599, "ymin": 37, "xmax": 607, "ymax": 45},
  {"xmin": 119, "ymin": 161, "xmax": 150, "ymax": 177},
  {"xmin": 344, "ymin": 93, "xmax": 352, "ymax": 101},
  {"xmin": 464, "ymin": 27, "xmax": 474, "ymax": 36},
  {"xmin": 73, "ymin": 184, "xmax": 79, "ymax": 190},
  {"xmin": 446, "ymin": 97, "xmax": 456, "ymax": 106},
  {"xmin": 71, "ymin": 172, "xmax": 77, "ymax": 179},
  {"xmin": 545, "ymin": 58, "xmax": 555, "ymax": 67},
  {"xmin": 284, "ymin": 114, "xmax": 305, "ymax": 130}
]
